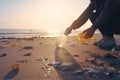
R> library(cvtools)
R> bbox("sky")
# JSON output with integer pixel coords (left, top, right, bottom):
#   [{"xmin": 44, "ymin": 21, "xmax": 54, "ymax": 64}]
[{"xmin": 0, "ymin": 0, "xmax": 91, "ymax": 31}]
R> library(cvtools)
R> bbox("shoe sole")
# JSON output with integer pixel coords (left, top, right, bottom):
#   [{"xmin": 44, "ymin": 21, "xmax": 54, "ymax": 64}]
[{"xmin": 99, "ymin": 44, "xmax": 116, "ymax": 51}]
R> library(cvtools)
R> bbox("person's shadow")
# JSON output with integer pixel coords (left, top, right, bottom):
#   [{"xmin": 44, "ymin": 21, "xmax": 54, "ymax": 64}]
[
  {"xmin": 54, "ymin": 47, "xmax": 85, "ymax": 80},
  {"xmin": 3, "ymin": 69, "xmax": 19, "ymax": 80}
]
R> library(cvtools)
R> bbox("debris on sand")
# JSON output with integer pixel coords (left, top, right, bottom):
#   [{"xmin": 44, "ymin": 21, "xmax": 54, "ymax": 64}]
[
  {"xmin": 109, "ymin": 62, "xmax": 117, "ymax": 66},
  {"xmin": 0, "ymin": 39, "xmax": 10, "ymax": 43},
  {"xmin": 73, "ymin": 54, "xmax": 79, "ymax": 58},
  {"xmin": 11, "ymin": 63, "xmax": 20, "ymax": 70},
  {"xmin": 23, "ymin": 53, "xmax": 32, "ymax": 56},
  {"xmin": 23, "ymin": 38, "xmax": 34, "ymax": 41},
  {"xmin": 0, "ymin": 46, "xmax": 6, "ymax": 49},
  {"xmin": 17, "ymin": 58, "xmax": 27, "ymax": 63},
  {"xmin": 105, "ymin": 70, "xmax": 117, "ymax": 78},
  {"xmin": 70, "ymin": 44, "xmax": 75, "ymax": 48},
  {"xmin": 52, "ymin": 61, "xmax": 61, "ymax": 68},
  {"xmin": 35, "ymin": 57, "xmax": 54, "ymax": 78},
  {"xmin": 104, "ymin": 54, "xmax": 117, "ymax": 58},
  {"xmin": 7, "ymin": 43, "xmax": 17, "ymax": 47},
  {"xmin": 73, "ymin": 70, "xmax": 84, "ymax": 75},
  {"xmin": 86, "ymin": 57, "xmax": 96, "ymax": 62},
  {"xmin": 0, "ymin": 53, "xmax": 7, "ymax": 57},
  {"xmin": 84, "ymin": 51, "xmax": 92, "ymax": 54},
  {"xmin": 24, "ymin": 46, "xmax": 33, "ymax": 50},
  {"xmin": 91, "ymin": 54, "xmax": 102, "ymax": 59},
  {"xmin": 59, "ymin": 63, "xmax": 74, "ymax": 71},
  {"xmin": 87, "ymin": 68, "xmax": 103, "ymax": 79},
  {"xmin": 44, "ymin": 67, "xmax": 53, "ymax": 78},
  {"xmin": 82, "ymin": 42, "xmax": 89, "ymax": 45},
  {"xmin": 18, "ymin": 46, "xmax": 24, "ymax": 51},
  {"xmin": 39, "ymin": 42, "xmax": 43, "ymax": 44}
]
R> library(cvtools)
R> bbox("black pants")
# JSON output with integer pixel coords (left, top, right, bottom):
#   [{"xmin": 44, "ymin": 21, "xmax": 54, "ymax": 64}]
[{"xmin": 90, "ymin": 12, "xmax": 120, "ymax": 37}]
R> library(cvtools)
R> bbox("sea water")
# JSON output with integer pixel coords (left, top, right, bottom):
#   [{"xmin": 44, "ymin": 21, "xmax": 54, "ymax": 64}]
[{"xmin": 0, "ymin": 29, "xmax": 60, "ymax": 38}]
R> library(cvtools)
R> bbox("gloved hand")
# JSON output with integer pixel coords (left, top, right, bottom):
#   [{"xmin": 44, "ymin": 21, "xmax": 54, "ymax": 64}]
[
  {"xmin": 64, "ymin": 20, "xmax": 80, "ymax": 35},
  {"xmin": 64, "ymin": 27, "xmax": 73, "ymax": 35},
  {"xmin": 82, "ymin": 27, "xmax": 96, "ymax": 39}
]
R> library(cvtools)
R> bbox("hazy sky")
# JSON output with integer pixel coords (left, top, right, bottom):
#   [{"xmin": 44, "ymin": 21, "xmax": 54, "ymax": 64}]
[{"xmin": 0, "ymin": 0, "xmax": 91, "ymax": 31}]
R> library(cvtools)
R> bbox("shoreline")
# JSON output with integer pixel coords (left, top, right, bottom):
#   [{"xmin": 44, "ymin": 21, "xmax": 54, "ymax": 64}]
[{"xmin": 1, "ymin": 33, "xmax": 120, "ymax": 80}]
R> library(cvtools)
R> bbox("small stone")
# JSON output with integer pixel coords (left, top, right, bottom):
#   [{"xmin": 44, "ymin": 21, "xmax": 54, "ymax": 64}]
[
  {"xmin": 39, "ymin": 42, "xmax": 42, "ymax": 44},
  {"xmin": 60, "ymin": 63, "xmax": 73, "ymax": 67},
  {"xmin": 11, "ymin": 63, "xmax": 20, "ymax": 70},
  {"xmin": 24, "ymin": 46, "xmax": 33, "ymax": 50},
  {"xmin": 60, "ymin": 63, "xmax": 73, "ymax": 71},
  {"xmin": 88, "ymin": 69, "xmax": 100, "ymax": 79},
  {"xmin": 86, "ymin": 57, "xmax": 96, "ymax": 62},
  {"xmin": 85, "ymin": 51, "xmax": 91, "ymax": 54},
  {"xmin": 106, "ymin": 72, "xmax": 109, "ymax": 76},
  {"xmin": 8, "ymin": 43, "xmax": 16, "ymax": 47},
  {"xmin": 53, "ymin": 61, "xmax": 61, "ymax": 68},
  {"xmin": 36, "ymin": 58, "xmax": 43, "ymax": 61},
  {"xmin": 17, "ymin": 58, "xmax": 27, "ymax": 63},
  {"xmin": 0, "ymin": 46, "xmax": 6, "ymax": 49},
  {"xmin": 23, "ymin": 53, "xmax": 32, "ymax": 56},
  {"xmin": 47, "ymin": 67, "xmax": 52, "ymax": 71},
  {"xmin": 73, "ymin": 70, "xmax": 84, "ymax": 75},
  {"xmin": 0, "ymin": 53, "xmax": 7, "ymax": 57},
  {"xmin": 44, "ymin": 57, "xmax": 49, "ymax": 61},
  {"xmin": 47, "ymin": 63, "xmax": 53, "ymax": 66},
  {"xmin": 105, "ymin": 71, "xmax": 116, "ymax": 78},
  {"xmin": 44, "ymin": 74, "xmax": 47, "ymax": 78},
  {"xmin": 82, "ymin": 42, "xmax": 88, "ymax": 45},
  {"xmin": 73, "ymin": 54, "xmax": 79, "ymax": 57}
]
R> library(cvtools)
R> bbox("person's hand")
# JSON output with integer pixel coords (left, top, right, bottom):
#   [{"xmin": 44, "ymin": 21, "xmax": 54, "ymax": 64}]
[
  {"xmin": 82, "ymin": 27, "xmax": 96, "ymax": 39},
  {"xmin": 64, "ymin": 27, "xmax": 73, "ymax": 35}
]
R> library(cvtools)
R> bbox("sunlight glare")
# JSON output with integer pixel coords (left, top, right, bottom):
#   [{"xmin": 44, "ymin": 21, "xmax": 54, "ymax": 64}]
[{"xmin": 46, "ymin": 29, "xmax": 60, "ymax": 37}]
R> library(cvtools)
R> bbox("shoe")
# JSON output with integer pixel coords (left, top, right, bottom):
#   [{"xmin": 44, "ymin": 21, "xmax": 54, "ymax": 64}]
[
  {"xmin": 93, "ymin": 38, "xmax": 104, "ymax": 46},
  {"xmin": 98, "ymin": 36, "xmax": 116, "ymax": 50},
  {"xmin": 114, "ymin": 45, "xmax": 120, "ymax": 53},
  {"xmin": 93, "ymin": 36, "xmax": 111, "ymax": 46}
]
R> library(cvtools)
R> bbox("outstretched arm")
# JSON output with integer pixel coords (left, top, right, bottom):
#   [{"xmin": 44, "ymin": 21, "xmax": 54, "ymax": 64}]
[
  {"xmin": 64, "ymin": 1, "xmax": 94, "ymax": 35},
  {"xmin": 70, "ymin": 1, "xmax": 95, "ymax": 30}
]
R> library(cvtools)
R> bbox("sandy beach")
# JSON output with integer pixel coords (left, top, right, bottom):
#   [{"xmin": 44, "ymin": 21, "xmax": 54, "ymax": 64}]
[{"xmin": 0, "ymin": 33, "xmax": 120, "ymax": 80}]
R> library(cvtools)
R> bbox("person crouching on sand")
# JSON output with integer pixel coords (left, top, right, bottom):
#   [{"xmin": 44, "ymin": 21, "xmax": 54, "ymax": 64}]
[{"xmin": 64, "ymin": 0, "xmax": 120, "ymax": 50}]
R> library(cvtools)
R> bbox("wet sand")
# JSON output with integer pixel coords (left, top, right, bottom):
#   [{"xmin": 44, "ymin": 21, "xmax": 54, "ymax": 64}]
[{"xmin": 0, "ymin": 33, "xmax": 120, "ymax": 80}]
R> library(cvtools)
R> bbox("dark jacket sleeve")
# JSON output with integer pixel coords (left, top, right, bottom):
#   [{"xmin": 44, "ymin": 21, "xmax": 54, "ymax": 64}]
[
  {"xmin": 92, "ymin": 0, "xmax": 120, "ymax": 29},
  {"xmin": 70, "ymin": 1, "xmax": 95, "ymax": 29}
]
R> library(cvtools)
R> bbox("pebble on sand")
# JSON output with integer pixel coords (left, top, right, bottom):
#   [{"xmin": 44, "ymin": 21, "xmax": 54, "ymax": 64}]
[
  {"xmin": 24, "ymin": 46, "xmax": 33, "ymax": 50},
  {"xmin": 11, "ymin": 63, "xmax": 20, "ymax": 70},
  {"xmin": 0, "ymin": 53, "xmax": 7, "ymax": 57},
  {"xmin": 23, "ymin": 53, "xmax": 32, "ymax": 56}
]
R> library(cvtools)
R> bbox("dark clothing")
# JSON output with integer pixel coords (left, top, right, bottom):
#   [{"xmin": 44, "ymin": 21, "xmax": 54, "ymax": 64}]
[{"xmin": 90, "ymin": 0, "xmax": 120, "ymax": 37}]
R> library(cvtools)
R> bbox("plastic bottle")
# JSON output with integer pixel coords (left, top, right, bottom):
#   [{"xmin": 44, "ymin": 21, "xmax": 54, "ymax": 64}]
[{"xmin": 57, "ymin": 34, "xmax": 67, "ymax": 47}]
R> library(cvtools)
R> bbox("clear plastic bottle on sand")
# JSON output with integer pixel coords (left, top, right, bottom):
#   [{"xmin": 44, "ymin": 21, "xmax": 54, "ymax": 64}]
[
  {"xmin": 77, "ymin": 32, "xmax": 94, "ymax": 42},
  {"xmin": 57, "ymin": 34, "xmax": 67, "ymax": 47}
]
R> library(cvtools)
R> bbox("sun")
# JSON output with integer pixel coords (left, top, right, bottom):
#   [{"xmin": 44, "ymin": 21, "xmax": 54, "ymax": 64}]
[{"xmin": 46, "ymin": 29, "xmax": 60, "ymax": 37}]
